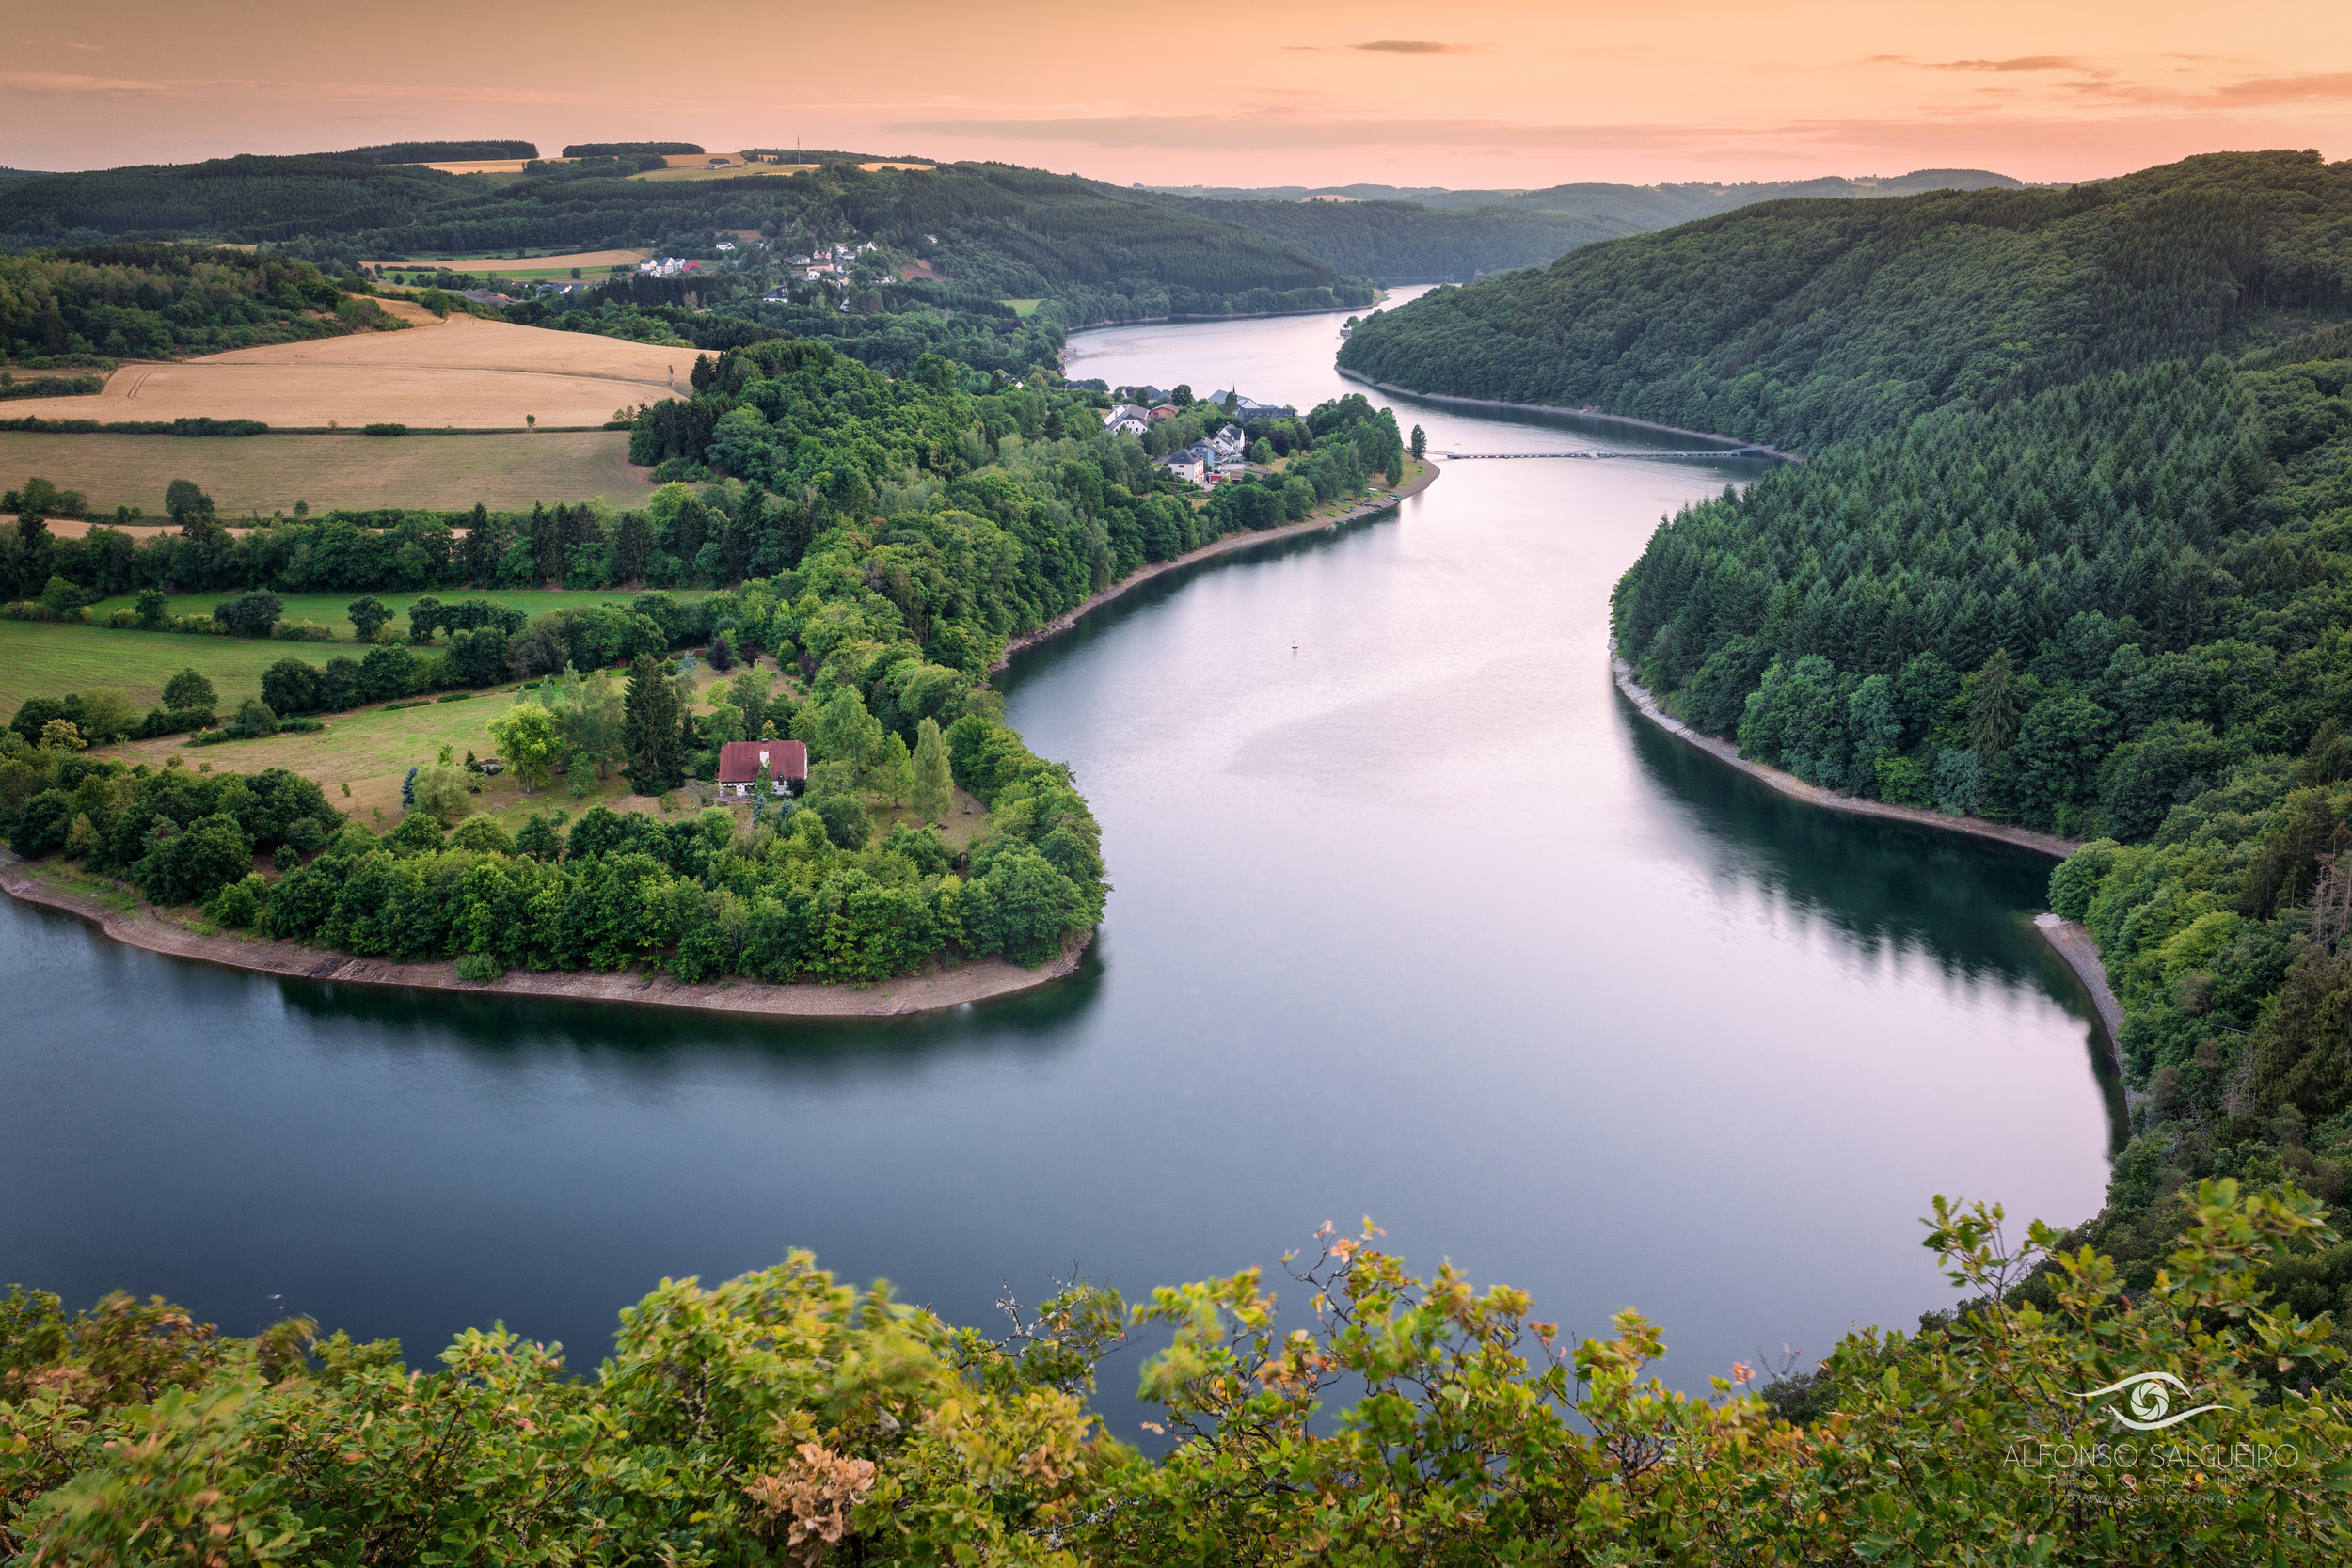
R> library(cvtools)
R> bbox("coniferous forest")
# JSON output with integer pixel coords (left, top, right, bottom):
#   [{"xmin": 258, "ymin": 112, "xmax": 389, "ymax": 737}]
[{"xmin": 1353, "ymin": 149, "xmax": 2352, "ymax": 1355}]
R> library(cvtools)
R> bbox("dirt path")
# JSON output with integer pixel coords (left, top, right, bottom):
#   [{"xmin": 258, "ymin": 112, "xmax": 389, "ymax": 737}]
[
  {"xmin": 1, "ymin": 856, "xmax": 1089, "ymax": 1021},
  {"xmin": 991, "ymin": 460, "xmax": 1439, "ymax": 672}
]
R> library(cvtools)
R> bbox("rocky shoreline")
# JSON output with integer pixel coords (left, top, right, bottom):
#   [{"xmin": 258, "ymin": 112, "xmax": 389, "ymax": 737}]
[{"xmin": 0, "ymin": 856, "xmax": 1089, "ymax": 1020}]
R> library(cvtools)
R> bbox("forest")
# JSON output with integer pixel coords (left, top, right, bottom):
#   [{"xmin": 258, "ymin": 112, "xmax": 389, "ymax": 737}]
[
  {"xmin": 0, "ymin": 245, "xmax": 406, "ymax": 359},
  {"xmin": 1340, "ymin": 150, "xmax": 2352, "ymax": 450},
  {"xmin": 1099, "ymin": 186, "xmax": 1625, "ymax": 281},
  {"xmin": 1576, "ymin": 150, "xmax": 2352, "ymax": 1387},
  {"xmin": 2, "ymin": 338, "xmax": 1407, "ymax": 999}
]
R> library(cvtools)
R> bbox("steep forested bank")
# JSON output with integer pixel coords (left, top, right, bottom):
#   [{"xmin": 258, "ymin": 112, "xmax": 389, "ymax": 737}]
[
  {"xmin": 1340, "ymin": 150, "xmax": 2351, "ymax": 450},
  {"xmin": 1574, "ymin": 151, "xmax": 2352, "ymax": 1368},
  {"xmin": 1102, "ymin": 185, "xmax": 1628, "ymax": 280}
]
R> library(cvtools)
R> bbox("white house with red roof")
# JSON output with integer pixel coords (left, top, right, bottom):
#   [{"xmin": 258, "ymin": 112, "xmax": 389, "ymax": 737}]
[{"xmin": 717, "ymin": 739, "xmax": 807, "ymax": 799}]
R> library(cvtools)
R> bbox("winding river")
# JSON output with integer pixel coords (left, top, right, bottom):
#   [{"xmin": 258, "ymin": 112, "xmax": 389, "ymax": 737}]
[{"xmin": 0, "ymin": 297, "xmax": 2122, "ymax": 1413}]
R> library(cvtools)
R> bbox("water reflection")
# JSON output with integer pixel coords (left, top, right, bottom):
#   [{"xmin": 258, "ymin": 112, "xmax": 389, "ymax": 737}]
[{"xmin": 0, "ymin": 302, "xmax": 2120, "ymax": 1402}]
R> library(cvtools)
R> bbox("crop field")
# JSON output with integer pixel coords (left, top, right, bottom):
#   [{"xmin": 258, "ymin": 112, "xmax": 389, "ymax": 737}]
[
  {"xmin": 22, "ymin": 313, "xmax": 686, "ymax": 429},
  {"xmin": 80, "ymin": 588, "xmax": 704, "ymax": 641},
  {"xmin": 375, "ymin": 249, "xmax": 652, "ymax": 272},
  {"xmin": 0, "ymin": 431, "xmax": 650, "ymax": 515}
]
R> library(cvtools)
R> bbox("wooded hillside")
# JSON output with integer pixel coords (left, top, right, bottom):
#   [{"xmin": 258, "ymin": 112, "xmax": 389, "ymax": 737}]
[
  {"xmin": 1341, "ymin": 150, "xmax": 2352, "ymax": 450},
  {"xmin": 1596, "ymin": 150, "xmax": 2352, "ymax": 1351}
]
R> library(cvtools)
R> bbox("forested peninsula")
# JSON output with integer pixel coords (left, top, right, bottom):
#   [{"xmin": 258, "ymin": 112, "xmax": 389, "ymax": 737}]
[
  {"xmin": 2, "ymin": 298, "xmax": 1414, "ymax": 995},
  {"xmin": 1353, "ymin": 149, "xmax": 2352, "ymax": 1340}
]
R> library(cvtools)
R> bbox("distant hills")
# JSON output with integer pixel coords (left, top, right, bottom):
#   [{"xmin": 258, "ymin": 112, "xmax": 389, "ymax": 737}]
[{"xmin": 1146, "ymin": 169, "xmax": 2027, "ymax": 237}]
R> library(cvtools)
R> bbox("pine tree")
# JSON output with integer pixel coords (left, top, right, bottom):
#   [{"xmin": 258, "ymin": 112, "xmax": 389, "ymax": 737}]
[
  {"xmin": 621, "ymin": 655, "xmax": 684, "ymax": 795},
  {"xmin": 912, "ymin": 717, "xmax": 952, "ymax": 822}
]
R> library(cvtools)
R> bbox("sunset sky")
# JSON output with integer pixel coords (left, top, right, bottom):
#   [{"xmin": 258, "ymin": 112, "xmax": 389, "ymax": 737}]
[{"xmin": 6, "ymin": 0, "xmax": 2348, "ymax": 187}]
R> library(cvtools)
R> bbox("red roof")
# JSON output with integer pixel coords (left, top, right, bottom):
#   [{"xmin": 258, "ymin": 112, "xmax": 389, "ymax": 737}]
[{"xmin": 717, "ymin": 739, "xmax": 807, "ymax": 784}]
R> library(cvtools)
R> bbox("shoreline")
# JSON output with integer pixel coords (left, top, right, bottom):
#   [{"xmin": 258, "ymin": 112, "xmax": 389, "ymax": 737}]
[
  {"xmin": 0, "ymin": 856, "xmax": 1089, "ymax": 1020},
  {"xmin": 1610, "ymin": 653, "xmax": 2136, "ymax": 1088},
  {"xmin": 2032, "ymin": 912, "xmax": 2137, "ymax": 1097},
  {"xmin": 1610, "ymin": 652, "xmax": 2078, "ymax": 858},
  {"xmin": 1336, "ymin": 367, "xmax": 1801, "ymax": 461},
  {"xmin": 990, "ymin": 459, "xmax": 1439, "ymax": 672}
]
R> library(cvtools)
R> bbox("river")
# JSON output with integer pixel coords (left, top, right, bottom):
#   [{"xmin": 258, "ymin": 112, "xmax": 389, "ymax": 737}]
[{"xmin": 0, "ymin": 296, "xmax": 2121, "ymax": 1415}]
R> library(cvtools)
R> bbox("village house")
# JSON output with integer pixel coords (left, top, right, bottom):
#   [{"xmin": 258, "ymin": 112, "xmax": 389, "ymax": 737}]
[
  {"xmin": 1161, "ymin": 452, "xmax": 1207, "ymax": 485},
  {"xmin": 1102, "ymin": 403, "xmax": 1152, "ymax": 436},
  {"xmin": 1148, "ymin": 404, "xmax": 1181, "ymax": 423},
  {"xmin": 716, "ymin": 739, "xmax": 808, "ymax": 799}
]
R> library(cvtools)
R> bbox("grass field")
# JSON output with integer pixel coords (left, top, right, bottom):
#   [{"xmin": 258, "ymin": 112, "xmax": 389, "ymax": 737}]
[
  {"xmin": 0, "ymin": 621, "xmax": 358, "ymax": 712},
  {"xmin": 24, "ymin": 313, "xmax": 686, "ymax": 429},
  {"xmin": 81, "ymin": 588, "xmax": 702, "ymax": 640},
  {"xmin": 1002, "ymin": 299, "xmax": 1042, "ymax": 318},
  {"xmin": 0, "ymin": 431, "xmax": 650, "ymax": 514},
  {"xmin": 3, "ymin": 588, "xmax": 708, "ymax": 711}
]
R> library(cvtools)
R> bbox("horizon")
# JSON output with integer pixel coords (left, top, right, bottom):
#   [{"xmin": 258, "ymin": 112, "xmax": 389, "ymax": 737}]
[{"xmin": 6, "ymin": 1, "xmax": 2346, "ymax": 187}]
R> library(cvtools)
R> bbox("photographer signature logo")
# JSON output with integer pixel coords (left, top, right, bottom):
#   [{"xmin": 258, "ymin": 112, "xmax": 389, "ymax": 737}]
[{"xmin": 2071, "ymin": 1371, "xmax": 2225, "ymax": 1432}]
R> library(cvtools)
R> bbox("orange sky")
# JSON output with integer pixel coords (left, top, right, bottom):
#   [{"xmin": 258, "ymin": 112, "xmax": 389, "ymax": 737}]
[{"xmin": 6, "ymin": 0, "xmax": 2348, "ymax": 187}]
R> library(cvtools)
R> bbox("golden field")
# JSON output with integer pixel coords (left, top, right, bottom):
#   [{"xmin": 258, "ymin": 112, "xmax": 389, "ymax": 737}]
[
  {"xmin": 22, "ymin": 313, "xmax": 687, "ymax": 430},
  {"xmin": 376, "ymin": 248, "xmax": 652, "ymax": 272}
]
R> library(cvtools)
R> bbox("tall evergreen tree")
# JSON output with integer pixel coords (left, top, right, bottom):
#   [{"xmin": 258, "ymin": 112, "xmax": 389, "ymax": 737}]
[
  {"xmin": 912, "ymin": 717, "xmax": 953, "ymax": 823},
  {"xmin": 621, "ymin": 654, "xmax": 685, "ymax": 795}
]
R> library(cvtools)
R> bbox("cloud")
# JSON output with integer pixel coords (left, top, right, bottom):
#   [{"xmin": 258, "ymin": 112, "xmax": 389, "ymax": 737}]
[
  {"xmin": 1351, "ymin": 40, "xmax": 1471, "ymax": 55},
  {"xmin": 0, "ymin": 71, "xmax": 613, "ymax": 106},
  {"xmin": 892, "ymin": 113, "xmax": 1737, "ymax": 153},
  {"xmin": 1924, "ymin": 56, "xmax": 2086, "ymax": 72},
  {"xmin": 66, "ymin": 42, "xmax": 100, "ymax": 51},
  {"xmin": 2210, "ymin": 73, "xmax": 2352, "ymax": 105}
]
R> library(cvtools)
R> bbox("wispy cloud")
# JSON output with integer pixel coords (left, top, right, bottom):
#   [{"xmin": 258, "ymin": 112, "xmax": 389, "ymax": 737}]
[
  {"xmin": 2211, "ymin": 73, "xmax": 2352, "ymax": 105},
  {"xmin": 1352, "ymin": 40, "xmax": 1472, "ymax": 55},
  {"xmin": 1924, "ymin": 56, "xmax": 2086, "ymax": 72},
  {"xmin": 0, "ymin": 71, "xmax": 615, "ymax": 106},
  {"xmin": 893, "ymin": 113, "xmax": 1733, "ymax": 152},
  {"xmin": 65, "ymin": 42, "xmax": 100, "ymax": 52}
]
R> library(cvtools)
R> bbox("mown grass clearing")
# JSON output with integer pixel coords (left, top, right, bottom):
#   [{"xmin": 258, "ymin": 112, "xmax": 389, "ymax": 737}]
[
  {"xmin": 0, "ymin": 620, "xmax": 354, "ymax": 712},
  {"xmin": 89, "ymin": 663, "xmax": 757, "ymax": 830},
  {"xmin": 1001, "ymin": 299, "xmax": 1042, "ymax": 318},
  {"xmin": 77, "ymin": 588, "xmax": 706, "ymax": 641},
  {"xmin": 4, "ymin": 587, "xmax": 709, "ymax": 709},
  {"xmin": 0, "ymin": 431, "xmax": 649, "ymax": 514}
]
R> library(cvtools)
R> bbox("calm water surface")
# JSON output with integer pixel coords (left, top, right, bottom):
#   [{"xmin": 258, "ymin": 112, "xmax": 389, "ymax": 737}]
[{"xmin": 0, "ymin": 298, "xmax": 2121, "ymax": 1412}]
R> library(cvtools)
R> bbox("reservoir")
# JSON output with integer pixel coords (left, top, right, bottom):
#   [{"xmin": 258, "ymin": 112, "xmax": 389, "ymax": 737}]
[{"xmin": 0, "ymin": 296, "xmax": 2120, "ymax": 1412}]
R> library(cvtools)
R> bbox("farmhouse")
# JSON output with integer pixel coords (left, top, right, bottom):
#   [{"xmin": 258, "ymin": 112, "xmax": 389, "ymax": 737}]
[{"xmin": 716, "ymin": 739, "xmax": 808, "ymax": 799}]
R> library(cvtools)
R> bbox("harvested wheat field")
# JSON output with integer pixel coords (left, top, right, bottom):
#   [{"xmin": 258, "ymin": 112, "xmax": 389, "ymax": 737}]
[
  {"xmin": 0, "ymin": 431, "xmax": 650, "ymax": 515},
  {"xmin": 24, "ymin": 313, "xmax": 687, "ymax": 429},
  {"xmin": 379, "ymin": 248, "xmax": 652, "ymax": 272}
]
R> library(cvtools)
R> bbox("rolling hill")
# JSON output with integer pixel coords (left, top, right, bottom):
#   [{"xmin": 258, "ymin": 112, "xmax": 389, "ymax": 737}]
[{"xmin": 1339, "ymin": 150, "xmax": 2352, "ymax": 451}]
